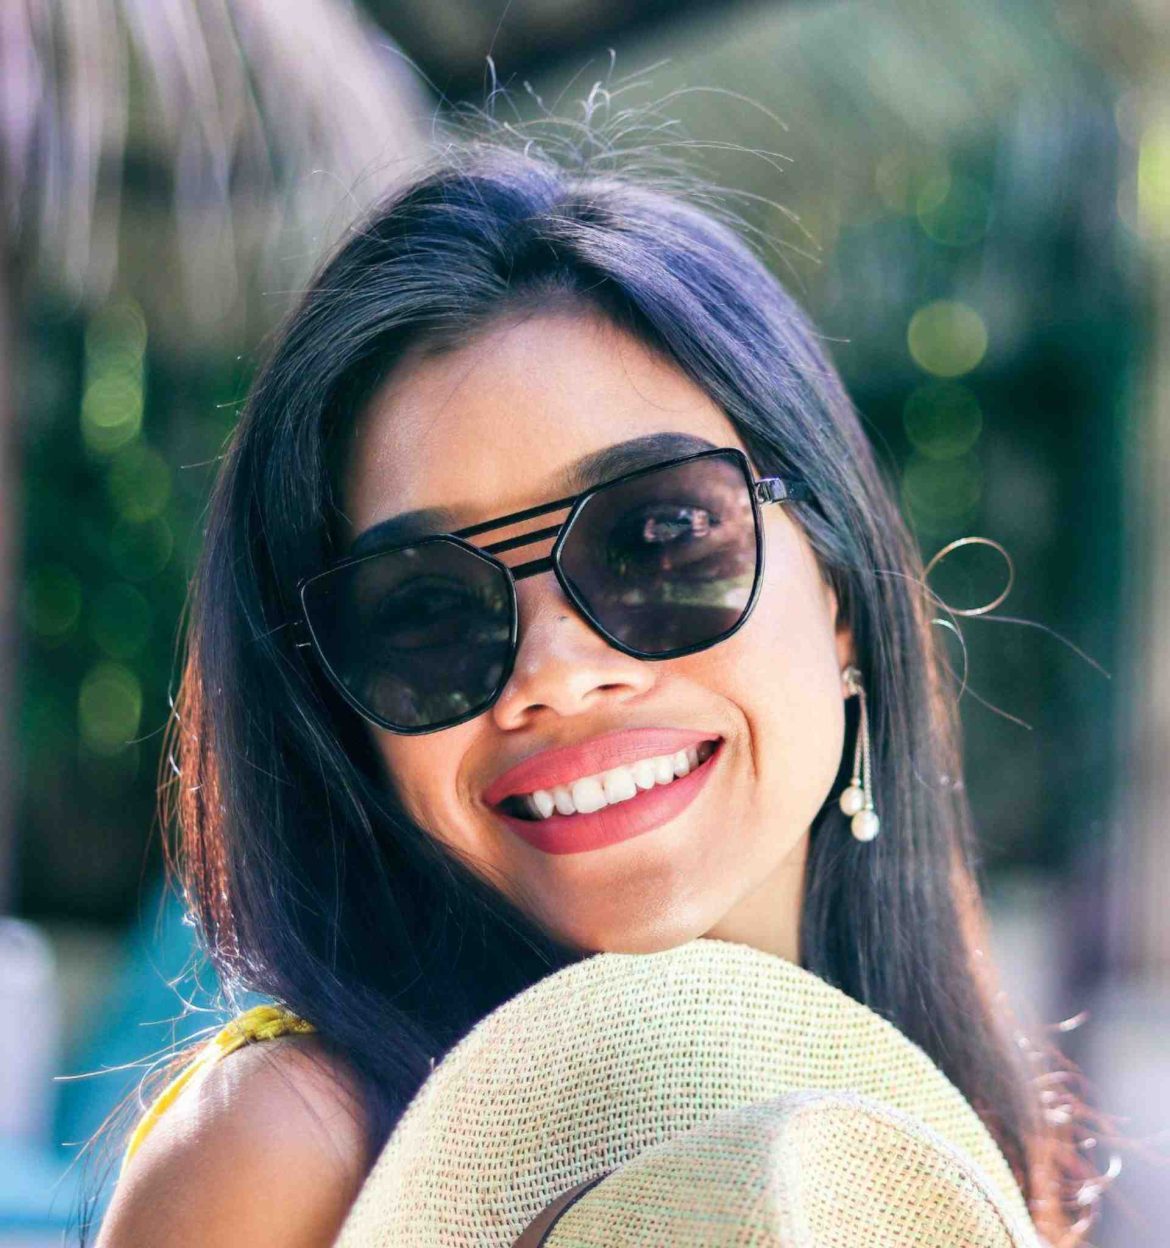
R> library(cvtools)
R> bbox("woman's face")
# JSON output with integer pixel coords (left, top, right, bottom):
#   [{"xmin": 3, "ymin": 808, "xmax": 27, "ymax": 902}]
[{"xmin": 340, "ymin": 308, "xmax": 855, "ymax": 958}]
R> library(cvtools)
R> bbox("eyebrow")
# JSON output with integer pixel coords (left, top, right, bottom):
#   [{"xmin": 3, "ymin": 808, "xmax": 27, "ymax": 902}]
[{"xmin": 348, "ymin": 432, "xmax": 720, "ymax": 557}]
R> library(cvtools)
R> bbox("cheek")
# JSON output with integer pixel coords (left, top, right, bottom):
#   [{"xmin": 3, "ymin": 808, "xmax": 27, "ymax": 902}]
[
  {"xmin": 701, "ymin": 547, "xmax": 846, "ymax": 822},
  {"xmin": 371, "ymin": 729, "xmax": 468, "ymax": 836}
]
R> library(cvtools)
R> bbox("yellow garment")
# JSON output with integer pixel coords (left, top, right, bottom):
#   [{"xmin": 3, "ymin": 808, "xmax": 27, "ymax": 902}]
[{"xmin": 119, "ymin": 1003, "xmax": 316, "ymax": 1177}]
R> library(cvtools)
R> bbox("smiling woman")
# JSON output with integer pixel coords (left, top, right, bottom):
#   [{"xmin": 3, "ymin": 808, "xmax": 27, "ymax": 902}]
[{"xmin": 85, "ymin": 127, "xmax": 1097, "ymax": 1247}]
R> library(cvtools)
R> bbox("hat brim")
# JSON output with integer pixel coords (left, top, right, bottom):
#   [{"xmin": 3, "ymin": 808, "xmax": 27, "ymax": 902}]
[
  {"xmin": 534, "ymin": 1089, "xmax": 1041, "ymax": 1247},
  {"xmin": 336, "ymin": 938, "xmax": 1037, "ymax": 1246}
]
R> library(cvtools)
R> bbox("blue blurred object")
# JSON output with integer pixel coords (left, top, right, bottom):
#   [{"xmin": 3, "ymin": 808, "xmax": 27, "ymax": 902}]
[
  {"xmin": 0, "ymin": 876, "xmax": 252, "ymax": 1239},
  {"xmin": 0, "ymin": 1136, "xmax": 77, "ymax": 1244},
  {"xmin": 0, "ymin": 915, "xmax": 67, "ymax": 1245}
]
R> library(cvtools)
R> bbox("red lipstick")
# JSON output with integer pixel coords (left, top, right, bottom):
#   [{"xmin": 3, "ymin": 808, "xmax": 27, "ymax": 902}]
[
  {"xmin": 484, "ymin": 728, "xmax": 723, "ymax": 856},
  {"xmin": 483, "ymin": 727, "xmax": 717, "ymax": 807}
]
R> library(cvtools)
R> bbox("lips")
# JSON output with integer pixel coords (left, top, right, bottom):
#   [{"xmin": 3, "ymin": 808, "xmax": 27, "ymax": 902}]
[
  {"xmin": 493, "ymin": 736, "xmax": 724, "ymax": 855},
  {"xmin": 482, "ymin": 727, "xmax": 721, "ymax": 809}
]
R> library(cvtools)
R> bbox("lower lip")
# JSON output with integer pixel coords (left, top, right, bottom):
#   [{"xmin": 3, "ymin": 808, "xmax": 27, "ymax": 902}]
[{"xmin": 495, "ymin": 740, "xmax": 723, "ymax": 855}]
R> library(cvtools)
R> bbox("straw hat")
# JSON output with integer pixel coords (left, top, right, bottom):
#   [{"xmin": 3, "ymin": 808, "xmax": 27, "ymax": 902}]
[{"xmin": 334, "ymin": 937, "xmax": 1045, "ymax": 1247}]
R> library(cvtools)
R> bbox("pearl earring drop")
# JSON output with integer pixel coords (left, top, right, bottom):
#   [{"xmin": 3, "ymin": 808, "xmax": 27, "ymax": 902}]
[{"xmin": 839, "ymin": 665, "xmax": 880, "ymax": 842}]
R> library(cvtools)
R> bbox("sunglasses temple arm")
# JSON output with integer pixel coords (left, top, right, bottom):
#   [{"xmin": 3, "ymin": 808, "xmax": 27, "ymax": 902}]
[{"xmin": 754, "ymin": 477, "xmax": 813, "ymax": 504}]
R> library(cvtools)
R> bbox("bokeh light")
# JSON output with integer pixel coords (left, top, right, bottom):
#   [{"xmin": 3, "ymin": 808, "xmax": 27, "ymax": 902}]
[
  {"xmin": 77, "ymin": 662, "xmax": 143, "ymax": 756},
  {"xmin": 80, "ymin": 298, "xmax": 148, "ymax": 456},
  {"xmin": 907, "ymin": 300, "xmax": 988, "ymax": 377}
]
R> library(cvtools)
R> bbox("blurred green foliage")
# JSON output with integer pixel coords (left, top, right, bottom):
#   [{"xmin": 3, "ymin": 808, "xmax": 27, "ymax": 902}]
[{"xmin": 17, "ymin": 295, "xmax": 242, "ymax": 921}]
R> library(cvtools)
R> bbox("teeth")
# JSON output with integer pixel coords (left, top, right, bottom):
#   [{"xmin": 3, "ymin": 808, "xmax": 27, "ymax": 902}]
[
  {"xmin": 518, "ymin": 742, "xmax": 719, "ymax": 820},
  {"xmin": 632, "ymin": 759, "xmax": 657, "ymax": 791},
  {"xmin": 602, "ymin": 768, "xmax": 638, "ymax": 804},
  {"xmin": 570, "ymin": 776, "xmax": 606, "ymax": 814}
]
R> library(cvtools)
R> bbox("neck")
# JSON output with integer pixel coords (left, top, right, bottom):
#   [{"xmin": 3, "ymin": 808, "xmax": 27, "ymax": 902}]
[{"xmin": 702, "ymin": 832, "xmax": 808, "ymax": 963}]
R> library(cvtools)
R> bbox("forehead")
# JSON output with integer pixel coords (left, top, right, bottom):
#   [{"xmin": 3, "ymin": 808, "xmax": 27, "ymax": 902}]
[{"xmin": 339, "ymin": 309, "xmax": 748, "ymax": 545}]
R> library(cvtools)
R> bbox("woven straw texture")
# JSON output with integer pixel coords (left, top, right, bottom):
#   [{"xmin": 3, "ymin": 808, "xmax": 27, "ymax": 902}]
[
  {"xmin": 546, "ymin": 1091, "xmax": 1039, "ymax": 1246},
  {"xmin": 334, "ymin": 937, "xmax": 1039, "ymax": 1247}
]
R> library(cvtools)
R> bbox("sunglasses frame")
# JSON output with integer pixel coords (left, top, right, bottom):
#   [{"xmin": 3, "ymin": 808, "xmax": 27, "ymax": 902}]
[{"xmin": 293, "ymin": 447, "xmax": 813, "ymax": 734}]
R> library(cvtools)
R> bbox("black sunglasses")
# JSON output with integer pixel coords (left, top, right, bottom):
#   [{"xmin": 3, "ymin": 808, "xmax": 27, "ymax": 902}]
[{"xmin": 292, "ymin": 447, "xmax": 812, "ymax": 734}]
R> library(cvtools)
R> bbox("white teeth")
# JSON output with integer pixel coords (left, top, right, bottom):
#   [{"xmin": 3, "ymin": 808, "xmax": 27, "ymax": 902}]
[
  {"xmin": 515, "ymin": 742, "xmax": 719, "ymax": 820},
  {"xmin": 570, "ymin": 776, "xmax": 607, "ymax": 814},
  {"xmin": 632, "ymin": 759, "xmax": 658, "ymax": 791},
  {"xmin": 602, "ymin": 768, "xmax": 638, "ymax": 804}
]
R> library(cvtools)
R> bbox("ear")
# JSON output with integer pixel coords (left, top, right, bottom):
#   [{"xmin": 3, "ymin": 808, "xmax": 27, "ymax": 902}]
[{"xmin": 824, "ymin": 576, "xmax": 856, "ymax": 674}]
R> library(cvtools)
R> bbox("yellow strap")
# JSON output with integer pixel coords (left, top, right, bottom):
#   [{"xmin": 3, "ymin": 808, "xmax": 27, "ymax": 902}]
[{"xmin": 119, "ymin": 1003, "xmax": 316, "ymax": 1177}]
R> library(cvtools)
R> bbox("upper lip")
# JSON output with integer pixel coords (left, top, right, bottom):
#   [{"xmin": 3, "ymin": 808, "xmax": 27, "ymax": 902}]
[{"xmin": 482, "ymin": 727, "xmax": 722, "ymax": 807}]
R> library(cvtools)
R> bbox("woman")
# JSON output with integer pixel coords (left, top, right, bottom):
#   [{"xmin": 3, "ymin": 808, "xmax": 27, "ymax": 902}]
[{"xmin": 88, "ymin": 130, "xmax": 1099, "ymax": 1246}]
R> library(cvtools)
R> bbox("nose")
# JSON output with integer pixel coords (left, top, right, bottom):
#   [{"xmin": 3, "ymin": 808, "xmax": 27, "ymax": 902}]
[{"xmin": 489, "ymin": 574, "xmax": 657, "ymax": 731}]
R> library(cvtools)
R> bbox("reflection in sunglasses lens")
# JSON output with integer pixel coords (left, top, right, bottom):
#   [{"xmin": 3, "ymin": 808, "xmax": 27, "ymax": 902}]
[{"xmin": 558, "ymin": 454, "xmax": 759, "ymax": 655}]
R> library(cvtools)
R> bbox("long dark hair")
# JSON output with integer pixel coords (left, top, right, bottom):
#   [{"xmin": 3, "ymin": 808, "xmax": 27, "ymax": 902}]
[{"xmin": 75, "ymin": 117, "xmax": 1106, "ymax": 1246}]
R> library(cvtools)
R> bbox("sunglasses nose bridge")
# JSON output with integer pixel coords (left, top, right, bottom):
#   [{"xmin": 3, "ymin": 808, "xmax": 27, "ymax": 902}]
[
  {"xmin": 481, "ymin": 526, "xmax": 575, "ymax": 633},
  {"xmin": 480, "ymin": 510, "xmax": 567, "ymax": 592}
]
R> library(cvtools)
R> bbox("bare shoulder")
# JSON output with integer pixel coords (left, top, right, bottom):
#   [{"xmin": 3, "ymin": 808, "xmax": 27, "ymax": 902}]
[{"xmin": 96, "ymin": 1032, "xmax": 370, "ymax": 1248}]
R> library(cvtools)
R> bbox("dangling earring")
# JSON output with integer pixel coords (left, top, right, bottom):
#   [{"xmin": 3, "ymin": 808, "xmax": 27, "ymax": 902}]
[{"xmin": 839, "ymin": 664, "xmax": 880, "ymax": 842}]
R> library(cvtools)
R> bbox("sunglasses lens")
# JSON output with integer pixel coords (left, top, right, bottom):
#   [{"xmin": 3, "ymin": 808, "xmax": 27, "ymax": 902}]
[
  {"xmin": 558, "ymin": 452, "xmax": 761, "ymax": 656},
  {"xmin": 301, "ymin": 538, "xmax": 514, "ymax": 731}
]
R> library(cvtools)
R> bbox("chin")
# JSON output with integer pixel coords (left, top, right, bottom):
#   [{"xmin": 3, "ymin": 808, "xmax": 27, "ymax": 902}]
[{"xmin": 551, "ymin": 910, "xmax": 721, "ymax": 958}]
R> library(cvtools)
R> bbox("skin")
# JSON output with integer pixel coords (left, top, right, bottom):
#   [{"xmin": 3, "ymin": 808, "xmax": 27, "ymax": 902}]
[
  {"xmin": 97, "ymin": 1034, "xmax": 367, "ymax": 1247},
  {"xmin": 341, "ymin": 307, "xmax": 858, "ymax": 961}
]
